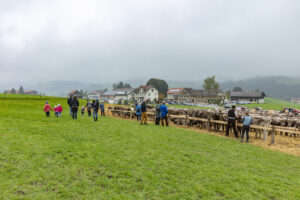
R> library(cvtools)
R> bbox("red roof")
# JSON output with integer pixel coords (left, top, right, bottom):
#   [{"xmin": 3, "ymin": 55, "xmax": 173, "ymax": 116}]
[{"xmin": 167, "ymin": 88, "xmax": 184, "ymax": 95}]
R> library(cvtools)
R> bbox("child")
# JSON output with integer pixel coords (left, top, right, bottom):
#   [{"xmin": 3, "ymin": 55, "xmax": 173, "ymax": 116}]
[
  {"xmin": 43, "ymin": 102, "xmax": 52, "ymax": 117},
  {"xmin": 54, "ymin": 105, "xmax": 59, "ymax": 117},
  {"xmin": 58, "ymin": 104, "xmax": 63, "ymax": 117},
  {"xmin": 81, "ymin": 106, "xmax": 85, "ymax": 116}
]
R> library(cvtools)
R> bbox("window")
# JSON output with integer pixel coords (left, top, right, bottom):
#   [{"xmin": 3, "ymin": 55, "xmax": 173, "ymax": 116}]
[
  {"xmin": 148, "ymin": 93, "xmax": 150, "ymax": 96},
  {"xmin": 151, "ymin": 89, "xmax": 154, "ymax": 92}
]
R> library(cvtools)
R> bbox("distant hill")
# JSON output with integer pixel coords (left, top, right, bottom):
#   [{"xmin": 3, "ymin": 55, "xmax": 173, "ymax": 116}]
[{"xmin": 220, "ymin": 76, "xmax": 300, "ymax": 101}]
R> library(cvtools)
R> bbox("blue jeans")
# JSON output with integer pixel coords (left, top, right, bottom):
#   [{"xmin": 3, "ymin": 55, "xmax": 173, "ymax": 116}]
[
  {"xmin": 241, "ymin": 125, "xmax": 250, "ymax": 142},
  {"xmin": 93, "ymin": 110, "xmax": 98, "ymax": 118}
]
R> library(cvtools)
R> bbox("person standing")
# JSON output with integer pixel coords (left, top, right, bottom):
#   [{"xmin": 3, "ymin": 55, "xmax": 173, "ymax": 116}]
[
  {"xmin": 67, "ymin": 95, "xmax": 73, "ymax": 116},
  {"xmin": 241, "ymin": 112, "xmax": 253, "ymax": 143},
  {"xmin": 71, "ymin": 96, "xmax": 79, "ymax": 120},
  {"xmin": 136, "ymin": 103, "xmax": 142, "ymax": 121},
  {"xmin": 100, "ymin": 101, "xmax": 105, "ymax": 116},
  {"xmin": 81, "ymin": 106, "xmax": 85, "ymax": 116},
  {"xmin": 93, "ymin": 100, "xmax": 100, "ymax": 121},
  {"xmin": 86, "ymin": 100, "xmax": 92, "ymax": 117},
  {"xmin": 140, "ymin": 100, "xmax": 148, "ymax": 125},
  {"xmin": 155, "ymin": 101, "xmax": 161, "ymax": 125},
  {"xmin": 43, "ymin": 102, "xmax": 52, "ymax": 117},
  {"xmin": 160, "ymin": 102, "xmax": 169, "ymax": 126},
  {"xmin": 226, "ymin": 105, "xmax": 238, "ymax": 138}
]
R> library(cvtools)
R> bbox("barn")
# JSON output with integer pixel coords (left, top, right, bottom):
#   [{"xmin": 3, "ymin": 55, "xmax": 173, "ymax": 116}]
[{"xmin": 231, "ymin": 91, "xmax": 265, "ymax": 103}]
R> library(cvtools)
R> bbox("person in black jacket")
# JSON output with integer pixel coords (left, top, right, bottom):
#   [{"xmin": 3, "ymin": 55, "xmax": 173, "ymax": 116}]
[
  {"xmin": 92, "ymin": 100, "xmax": 100, "ymax": 121},
  {"xmin": 86, "ymin": 99, "xmax": 92, "ymax": 117},
  {"xmin": 140, "ymin": 100, "xmax": 148, "ymax": 125},
  {"xmin": 71, "ymin": 96, "xmax": 79, "ymax": 120},
  {"xmin": 67, "ymin": 95, "xmax": 73, "ymax": 116},
  {"xmin": 226, "ymin": 105, "xmax": 238, "ymax": 138}
]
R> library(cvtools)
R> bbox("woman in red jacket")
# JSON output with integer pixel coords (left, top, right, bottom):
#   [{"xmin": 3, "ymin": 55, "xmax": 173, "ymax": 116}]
[{"xmin": 43, "ymin": 102, "xmax": 52, "ymax": 117}]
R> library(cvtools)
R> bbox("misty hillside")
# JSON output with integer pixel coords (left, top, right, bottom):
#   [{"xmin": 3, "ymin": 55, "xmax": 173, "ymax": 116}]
[
  {"xmin": 220, "ymin": 76, "xmax": 300, "ymax": 101},
  {"xmin": 22, "ymin": 76, "xmax": 300, "ymax": 100},
  {"xmin": 29, "ymin": 81, "xmax": 112, "ymax": 97}
]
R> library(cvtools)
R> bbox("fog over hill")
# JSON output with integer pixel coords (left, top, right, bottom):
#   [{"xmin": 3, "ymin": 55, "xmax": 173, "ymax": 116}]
[
  {"xmin": 220, "ymin": 76, "xmax": 300, "ymax": 101},
  {"xmin": 1, "ymin": 76, "xmax": 300, "ymax": 101}
]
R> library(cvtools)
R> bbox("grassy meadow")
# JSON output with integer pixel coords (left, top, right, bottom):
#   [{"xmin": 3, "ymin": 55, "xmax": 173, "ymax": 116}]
[
  {"xmin": 1, "ymin": 97, "xmax": 300, "ymax": 199},
  {"xmin": 242, "ymin": 97, "xmax": 300, "ymax": 111}
]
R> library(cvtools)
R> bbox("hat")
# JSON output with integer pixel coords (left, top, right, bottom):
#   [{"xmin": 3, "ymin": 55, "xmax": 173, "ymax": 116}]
[{"xmin": 232, "ymin": 105, "xmax": 236, "ymax": 108}]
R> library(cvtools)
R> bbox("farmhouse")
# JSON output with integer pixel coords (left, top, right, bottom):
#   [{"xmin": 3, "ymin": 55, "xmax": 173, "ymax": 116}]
[
  {"xmin": 167, "ymin": 88, "xmax": 224, "ymax": 104},
  {"xmin": 231, "ymin": 91, "xmax": 265, "ymax": 103},
  {"xmin": 4, "ymin": 89, "xmax": 38, "ymax": 95},
  {"xmin": 89, "ymin": 90, "xmax": 105, "ymax": 97},
  {"xmin": 177, "ymin": 88, "xmax": 224, "ymax": 104},
  {"xmin": 114, "ymin": 88, "xmax": 136, "ymax": 101},
  {"xmin": 69, "ymin": 90, "xmax": 82, "ymax": 99},
  {"xmin": 101, "ymin": 90, "xmax": 119, "ymax": 100},
  {"xmin": 24, "ymin": 90, "xmax": 38, "ymax": 95},
  {"xmin": 134, "ymin": 85, "xmax": 159, "ymax": 103},
  {"xmin": 167, "ymin": 88, "xmax": 184, "ymax": 102},
  {"xmin": 291, "ymin": 98, "xmax": 300, "ymax": 104}
]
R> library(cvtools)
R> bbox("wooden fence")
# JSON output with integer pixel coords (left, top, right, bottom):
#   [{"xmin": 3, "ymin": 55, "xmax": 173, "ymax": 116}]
[{"xmin": 107, "ymin": 108, "xmax": 300, "ymax": 145}]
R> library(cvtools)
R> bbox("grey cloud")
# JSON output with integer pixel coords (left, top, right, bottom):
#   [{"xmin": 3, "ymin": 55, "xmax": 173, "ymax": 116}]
[{"xmin": 0, "ymin": 0, "xmax": 300, "ymax": 87}]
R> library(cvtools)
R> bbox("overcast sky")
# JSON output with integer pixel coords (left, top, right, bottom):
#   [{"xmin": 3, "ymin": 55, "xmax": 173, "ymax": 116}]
[{"xmin": 0, "ymin": 0, "xmax": 300, "ymax": 87}]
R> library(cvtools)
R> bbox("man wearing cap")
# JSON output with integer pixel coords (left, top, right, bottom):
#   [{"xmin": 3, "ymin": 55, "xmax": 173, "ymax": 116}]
[{"xmin": 226, "ymin": 105, "xmax": 238, "ymax": 138}]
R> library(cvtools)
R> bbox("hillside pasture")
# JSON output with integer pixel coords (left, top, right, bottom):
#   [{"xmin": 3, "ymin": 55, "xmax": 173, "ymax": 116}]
[{"xmin": 0, "ymin": 98, "xmax": 300, "ymax": 199}]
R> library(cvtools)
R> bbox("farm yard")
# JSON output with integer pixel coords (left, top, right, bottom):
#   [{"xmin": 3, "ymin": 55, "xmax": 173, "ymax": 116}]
[{"xmin": 1, "ymin": 96, "xmax": 300, "ymax": 199}]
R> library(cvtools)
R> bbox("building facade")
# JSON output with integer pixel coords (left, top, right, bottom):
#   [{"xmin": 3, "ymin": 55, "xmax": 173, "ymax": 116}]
[
  {"xmin": 230, "ymin": 91, "xmax": 265, "ymax": 103},
  {"xmin": 134, "ymin": 85, "xmax": 159, "ymax": 103}
]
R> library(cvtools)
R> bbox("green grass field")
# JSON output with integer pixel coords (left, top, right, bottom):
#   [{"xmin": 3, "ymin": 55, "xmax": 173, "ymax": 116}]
[
  {"xmin": 242, "ymin": 97, "xmax": 300, "ymax": 111},
  {"xmin": 1, "ymin": 98, "xmax": 300, "ymax": 199}
]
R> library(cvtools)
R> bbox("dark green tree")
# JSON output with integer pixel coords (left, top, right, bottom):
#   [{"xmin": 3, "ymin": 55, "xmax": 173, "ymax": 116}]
[
  {"xmin": 233, "ymin": 86, "xmax": 243, "ymax": 92},
  {"xmin": 225, "ymin": 90, "xmax": 231, "ymax": 100},
  {"xmin": 11, "ymin": 88, "xmax": 16, "ymax": 94},
  {"xmin": 112, "ymin": 81, "xmax": 132, "ymax": 90},
  {"xmin": 19, "ymin": 86, "xmax": 24, "ymax": 94},
  {"xmin": 146, "ymin": 78, "xmax": 168, "ymax": 95},
  {"xmin": 203, "ymin": 76, "xmax": 219, "ymax": 91}
]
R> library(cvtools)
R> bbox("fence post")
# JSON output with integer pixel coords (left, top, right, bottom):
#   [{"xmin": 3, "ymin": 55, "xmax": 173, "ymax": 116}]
[
  {"xmin": 271, "ymin": 126, "xmax": 275, "ymax": 145},
  {"xmin": 207, "ymin": 114, "xmax": 211, "ymax": 131}
]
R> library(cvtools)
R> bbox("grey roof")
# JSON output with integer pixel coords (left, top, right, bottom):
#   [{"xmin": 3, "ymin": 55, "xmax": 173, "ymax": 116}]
[
  {"xmin": 102, "ymin": 90, "xmax": 119, "ymax": 96},
  {"xmin": 184, "ymin": 88, "xmax": 222, "ymax": 97},
  {"xmin": 102, "ymin": 88, "xmax": 135, "ymax": 96},
  {"xmin": 231, "ymin": 91, "xmax": 265, "ymax": 98}
]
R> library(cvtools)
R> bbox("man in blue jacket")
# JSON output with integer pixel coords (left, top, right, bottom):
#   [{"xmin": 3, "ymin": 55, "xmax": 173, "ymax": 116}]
[
  {"xmin": 140, "ymin": 100, "xmax": 148, "ymax": 125},
  {"xmin": 136, "ymin": 103, "xmax": 142, "ymax": 121},
  {"xmin": 100, "ymin": 102, "xmax": 105, "ymax": 116},
  {"xmin": 160, "ymin": 102, "xmax": 168, "ymax": 126}
]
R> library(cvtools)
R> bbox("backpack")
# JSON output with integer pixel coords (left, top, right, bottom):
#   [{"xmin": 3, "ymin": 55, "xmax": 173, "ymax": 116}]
[
  {"xmin": 72, "ymin": 100, "xmax": 78, "ymax": 109},
  {"xmin": 137, "ymin": 106, "xmax": 141, "ymax": 113}
]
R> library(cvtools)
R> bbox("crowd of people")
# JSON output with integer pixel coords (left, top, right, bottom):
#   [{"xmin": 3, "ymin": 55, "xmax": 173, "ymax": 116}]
[
  {"xmin": 43, "ymin": 95, "xmax": 105, "ymax": 121},
  {"xmin": 43, "ymin": 102, "xmax": 63, "ymax": 117},
  {"xmin": 43, "ymin": 96, "xmax": 252, "ymax": 142},
  {"xmin": 135, "ymin": 99, "xmax": 169, "ymax": 126}
]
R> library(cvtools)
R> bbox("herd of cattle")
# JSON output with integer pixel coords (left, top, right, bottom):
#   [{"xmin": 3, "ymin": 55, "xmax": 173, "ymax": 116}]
[{"xmin": 108, "ymin": 105, "xmax": 300, "ymax": 138}]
